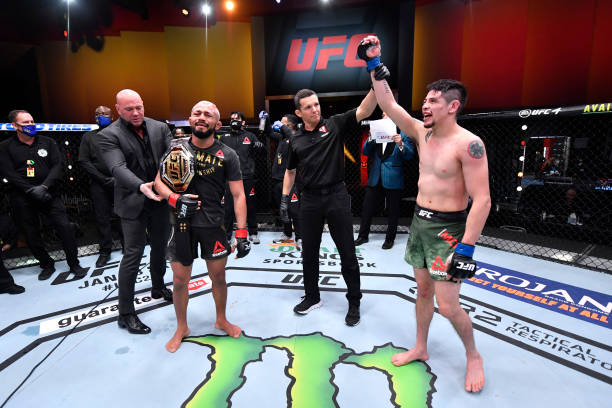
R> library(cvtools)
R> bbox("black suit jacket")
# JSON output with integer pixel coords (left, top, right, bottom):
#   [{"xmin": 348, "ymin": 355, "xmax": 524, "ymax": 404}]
[{"xmin": 98, "ymin": 117, "xmax": 171, "ymax": 219}]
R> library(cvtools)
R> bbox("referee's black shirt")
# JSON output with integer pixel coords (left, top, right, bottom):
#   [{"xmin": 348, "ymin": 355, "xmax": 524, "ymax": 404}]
[
  {"xmin": 0, "ymin": 134, "xmax": 63, "ymax": 193},
  {"xmin": 287, "ymin": 108, "xmax": 359, "ymax": 189}
]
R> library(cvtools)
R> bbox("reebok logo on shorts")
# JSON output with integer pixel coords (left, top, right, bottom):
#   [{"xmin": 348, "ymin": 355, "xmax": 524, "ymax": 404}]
[
  {"xmin": 430, "ymin": 256, "xmax": 448, "ymax": 276},
  {"xmin": 213, "ymin": 241, "xmax": 226, "ymax": 255}
]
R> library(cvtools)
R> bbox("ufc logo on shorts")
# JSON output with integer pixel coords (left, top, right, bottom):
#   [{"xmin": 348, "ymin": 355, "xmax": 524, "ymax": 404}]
[
  {"xmin": 418, "ymin": 210, "xmax": 433, "ymax": 218},
  {"xmin": 456, "ymin": 262, "xmax": 475, "ymax": 272},
  {"xmin": 286, "ymin": 33, "xmax": 374, "ymax": 71}
]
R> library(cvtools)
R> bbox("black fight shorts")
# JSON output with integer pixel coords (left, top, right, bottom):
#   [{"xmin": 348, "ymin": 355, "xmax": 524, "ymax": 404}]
[{"xmin": 166, "ymin": 224, "xmax": 230, "ymax": 265}]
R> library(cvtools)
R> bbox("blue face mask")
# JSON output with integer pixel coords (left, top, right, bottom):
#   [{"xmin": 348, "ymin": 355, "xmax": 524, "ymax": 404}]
[
  {"xmin": 21, "ymin": 124, "xmax": 37, "ymax": 136},
  {"xmin": 96, "ymin": 115, "xmax": 112, "ymax": 127}
]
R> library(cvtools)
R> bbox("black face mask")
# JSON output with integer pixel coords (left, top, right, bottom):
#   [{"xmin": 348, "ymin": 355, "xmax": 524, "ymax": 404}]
[
  {"xmin": 192, "ymin": 127, "xmax": 215, "ymax": 140},
  {"xmin": 230, "ymin": 120, "xmax": 242, "ymax": 131}
]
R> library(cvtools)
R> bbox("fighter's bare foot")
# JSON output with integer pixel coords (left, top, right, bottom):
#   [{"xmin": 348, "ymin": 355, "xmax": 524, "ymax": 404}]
[
  {"xmin": 165, "ymin": 327, "xmax": 190, "ymax": 353},
  {"xmin": 465, "ymin": 354, "xmax": 485, "ymax": 392},
  {"xmin": 391, "ymin": 348, "xmax": 429, "ymax": 366},
  {"xmin": 215, "ymin": 320, "xmax": 242, "ymax": 338}
]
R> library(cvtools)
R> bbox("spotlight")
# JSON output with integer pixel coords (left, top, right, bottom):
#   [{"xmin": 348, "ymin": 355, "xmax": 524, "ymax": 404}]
[
  {"xmin": 517, "ymin": 171, "xmax": 523, "ymax": 178},
  {"xmin": 516, "ymin": 186, "xmax": 523, "ymax": 192},
  {"xmin": 521, "ymin": 125, "xmax": 527, "ymax": 130},
  {"xmin": 63, "ymin": 30, "xmax": 68, "ymax": 37},
  {"xmin": 69, "ymin": 176, "xmax": 74, "ymax": 181},
  {"xmin": 64, "ymin": 140, "xmax": 70, "ymax": 145},
  {"xmin": 276, "ymin": 0, "xmax": 281, "ymax": 3},
  {"xmin": 520, "ymin": 140, "xmax": 526, "ymax": 146},
  {"xmin": 202, "ymin": 3, "xmax": 211, "ymax": 15},
  {"xmin": 2, "ymin": 178, "xmax": 7, "ymax": 183},
  {"xmin": 181, "ymin": 8, "xmax": 190, "ymax": 16},
  {"xmin": 225, "ymin": 1, "xmax": 235, "ymax": 11},
  {"xmin": 518, "ymin": 156, "xmax": 524, "ymax": 162},
  {"xmin": 68, "ymin": 165, "xmax": 73, "ymax": 170}
]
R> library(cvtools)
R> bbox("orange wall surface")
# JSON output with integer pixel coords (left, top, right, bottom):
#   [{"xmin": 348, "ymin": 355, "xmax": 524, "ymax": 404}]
[
  {"xmin": 36, "ymin": 22, "xmax": 254, "ymax": 123},
  {"xmin": 412, "ymin": 0, "xmax": 612, "ymax": 111}
]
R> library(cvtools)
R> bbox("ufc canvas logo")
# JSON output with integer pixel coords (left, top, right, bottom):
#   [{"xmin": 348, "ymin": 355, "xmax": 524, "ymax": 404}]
[
  {"xmin": 456, "ymin": 262, "xmax": 476, "ymax": 272},
  {"xmin": 286, "ymin": 33, "xmax": 374, "ymax": 71},
  {"xmin": 418, "ymin": 210, "xmax": 433, "ymax": 218}
]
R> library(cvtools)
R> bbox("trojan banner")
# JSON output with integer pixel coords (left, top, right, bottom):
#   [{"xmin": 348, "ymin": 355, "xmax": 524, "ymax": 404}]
[{"xmin": 264, "ymin": 6, "xmax": 399, "ymax": 96}]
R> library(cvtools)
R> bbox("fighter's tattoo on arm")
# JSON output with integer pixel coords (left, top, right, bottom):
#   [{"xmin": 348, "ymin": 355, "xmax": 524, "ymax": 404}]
[
  {"xmin": 468, "ymin": 140, "xmax": 485, "ymax": 159},
  {"xmin": 425, "ymin": 130, "xmax": 432, "ymax": 143},
  {"xmin": 383, "ymin": 81, "xmax": 392, "ymax": 94}
]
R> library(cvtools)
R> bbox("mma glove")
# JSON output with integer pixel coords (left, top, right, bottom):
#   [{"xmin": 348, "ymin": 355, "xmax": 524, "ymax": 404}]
[
  {"xmin": 357, "ymin": 41, "xmax": 390, "ymax": 81},
  {"xmin": 446, "ymin": 243, "xmax": 478, "ymax": 282},
  {"xmin": 279, "ymin": 194, "xmax": 290, "ymax": 223},
  {"xmin": 27, "ymin": 185, "xmax": 52, "ymax": 202},
  {"xmin": 234, "ymin": 228, "xmax": 251, "ymax": 258},
  {"xmin": 168, "ymin": 193, "xmax": 199, "ymax": 219},
  {"xmin": 272, "ymin": 120, "xmax": 283, "ymax": 132},
  {"xmin": 258, "ymin": 111, "xmax": 269, "ymax": 120}
]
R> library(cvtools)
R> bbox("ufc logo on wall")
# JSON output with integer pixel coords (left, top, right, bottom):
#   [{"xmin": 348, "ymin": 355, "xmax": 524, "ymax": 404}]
[{"xmin": 285, "ymin": 33, "xmax": 374, "ymax": 71}]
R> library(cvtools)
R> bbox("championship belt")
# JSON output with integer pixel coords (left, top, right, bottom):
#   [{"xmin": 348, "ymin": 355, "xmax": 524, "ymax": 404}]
[{"xmin": 161, "ymin": 142, "xmax": 196, "ymax": 265}]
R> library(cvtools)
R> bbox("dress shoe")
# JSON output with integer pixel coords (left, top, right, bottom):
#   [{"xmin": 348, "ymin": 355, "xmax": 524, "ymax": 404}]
[
  {"xmin": 354, "ymin": 237, "xmax": 369, "ymax": 246},
  {"xmin": 249, "ymin": 234, "xmax": 261, "ymax": 244},
  {"xmin": 0, "ymin": 284, "xmax": 25, "ymax": 295},
  {"xmin": 117, "ymin": 313, "xmax": 151, "ymax": 334},
  {"xmin": 70, "ymin": 264, "xmax": 88, "ymax": 279},
  {"xmin": 382, "ymin": 239, "xmax": 394, "ymax": 249},
  {"xmin": 95, "ymin": 252, "xmax": 111, "ymax": 267},
  {"xmin": 345, "ymin": 304, "xmax": 360, "ymax": 326},
  {"xmin": 151, "ymin": 287, "xmax": 173, "ymax": 302},
  {"xmin": 38, "ymin": 265, "xmax": 55, "ymax": 280}
]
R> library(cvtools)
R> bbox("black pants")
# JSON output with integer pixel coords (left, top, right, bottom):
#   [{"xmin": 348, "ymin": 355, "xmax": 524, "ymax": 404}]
[
  {"xmin": 118, "ymin": 203, "xmax": 170, "ymax": 315},
  {"xmin": 272, "ymin": 180, "xmax": 302, "ymax": 239},
  {"xmin": 90, "ymin": 181, "xmax": 121, "ymax": 254},
  {"xmin": 300, "ymin": 183, "xmax": 361, "ymax": 307},
  {"xmin": 358, "ymin": 183, "xmax": 401, "ymax": 241},
  {"xmin": 224, "ymin": 178, "xmax": 258, "ymax": 238},
  {"xmin": 10, "ymin": 193, "xmax": 79, "ymax": 268},
  {"xmin": 0, "ymin": 251, "xmax": 15, "ymax": 289}
]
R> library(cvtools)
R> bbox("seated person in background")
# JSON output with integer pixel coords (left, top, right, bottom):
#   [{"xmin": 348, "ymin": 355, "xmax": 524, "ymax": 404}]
[
  {"xmin": 1, "ymin": 213, "xmax": 25, "ymax": 294},
  {"xmin": 555, "ymin": 186, "xmax": 584, "ymax": 225}
]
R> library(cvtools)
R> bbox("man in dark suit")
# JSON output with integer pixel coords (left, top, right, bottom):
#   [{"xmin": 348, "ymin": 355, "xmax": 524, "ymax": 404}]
[
  {"xmin": 98, "ymin": 89, "xmax": 172, "ymax": 335},
  {"xmin": 355, "ymin": 125, "xmax": 414, "ymax": 249}
]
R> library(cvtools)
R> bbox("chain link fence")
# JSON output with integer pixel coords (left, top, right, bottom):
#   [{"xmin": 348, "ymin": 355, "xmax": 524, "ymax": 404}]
[{"xmin": 2, "ymin": 105, "xmax": 612, "ymax": 273}]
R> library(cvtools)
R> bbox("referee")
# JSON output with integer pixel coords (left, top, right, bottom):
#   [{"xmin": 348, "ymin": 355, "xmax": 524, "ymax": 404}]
[{"xmin": 281, "ymin": 88, "xmax": 377, "ymax": 326}]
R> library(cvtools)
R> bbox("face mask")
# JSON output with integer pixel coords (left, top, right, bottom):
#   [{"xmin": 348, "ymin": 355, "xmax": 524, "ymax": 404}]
[
  {"xmin": 230, "ymin": 120, "xmax": 241, "ymax": 131},
  {"xmin": 96, "ymin": 115, "xmax": 112, "ymax": 127},
  {"xmin": 20, "ymin": 124, "xmax": 37, "ymax": 136}
]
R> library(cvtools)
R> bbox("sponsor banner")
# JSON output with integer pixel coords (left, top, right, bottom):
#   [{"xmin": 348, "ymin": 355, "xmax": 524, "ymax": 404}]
[
  {"xmin": 467, "ymin": 262, "xmax": 611, "ymax": 328},
  {"xmin": 461, "ymin": 103, "xmax": 612, "ymax": 121},
  {"xmin": 39, "ymin": 277, "xmax": 211, "ymax": 334},
  {"xmin": 264, "ymin": 6, "xmax": 399, "ymax": 95},
  {"xmin": 0, "ymin": 123, "xmax": 97, "ymax": 132},
  {"xmin": 263, "ymin": 243, "xmax": 375, "ymax": 269}
]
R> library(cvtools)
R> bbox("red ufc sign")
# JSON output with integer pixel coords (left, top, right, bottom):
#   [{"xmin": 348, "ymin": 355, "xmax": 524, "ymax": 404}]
[{"xmin": 286, "ymin": 33, "xmax": 374, "ymax": 71}]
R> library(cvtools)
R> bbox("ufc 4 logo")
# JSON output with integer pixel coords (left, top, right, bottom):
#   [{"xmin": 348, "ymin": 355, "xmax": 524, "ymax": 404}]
[
  {"xmin": 418, "ymin": 209, "xmax": 433, "ymax": 218},
  {"xmin": 286, "ymin": 33, "xmax": 374, "ymax": 71},
  {"xmin": 456, "ymin": 262, "xmax": 476, "ymax": 272}
]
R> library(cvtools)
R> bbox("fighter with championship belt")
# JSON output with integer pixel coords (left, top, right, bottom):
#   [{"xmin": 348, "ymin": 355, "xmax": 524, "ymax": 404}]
[{"xmin": 154, "ymin": 100, "xmax": 250, "ymax": 353}]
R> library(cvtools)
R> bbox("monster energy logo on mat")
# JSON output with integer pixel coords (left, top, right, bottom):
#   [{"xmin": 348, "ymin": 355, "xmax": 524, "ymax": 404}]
[{"xmin": 182, "ymin": 332, "xmax": 436, "ymax": 407}]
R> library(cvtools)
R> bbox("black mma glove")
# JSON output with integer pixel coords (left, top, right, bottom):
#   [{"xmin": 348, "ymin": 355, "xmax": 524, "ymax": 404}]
[
  {"xmin": 27, "ymin": 185, "xmax": 52, "ymax": 202},
  {"xmin": 168, "ymin": 193, "xmax": 199, "ymax": 219},
  {"xmin": 279, "ymin": 194, "xmax": 290, "ymax": 223},
  {"xmin": 446, "ymin": 243, "xmax": 477, "ymax": 282},
  {"xmin": 357, "ymin": 40, "xmax": 390, "ymax": 81},
  {"xmin": 234, "ymin": 228, "xmax": 251, "ymax": 258}
]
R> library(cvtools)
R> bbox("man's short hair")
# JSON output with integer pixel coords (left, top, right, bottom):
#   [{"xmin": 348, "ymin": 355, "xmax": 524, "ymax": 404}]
[
  {"xmin": 230, "ymin": 111, "xmax": 245, "ymax": 121},
  {"xmin": 8, "ymin": 110, "xmax": 29, "ymax": 123},
  {"xmin": 283, "ymin": 113, "xmax": 299, "ymax": 129},
  {"xmin": 294, "ymin": 89, "xmax": 316, "ymax": 110},
  {"xmin": 426, "ymin": 79, "xmax": 468, "ymax": 114}
]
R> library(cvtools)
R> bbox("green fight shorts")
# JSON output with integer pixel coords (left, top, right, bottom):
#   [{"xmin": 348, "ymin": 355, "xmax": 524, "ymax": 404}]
[{"xmin": 405, "ymin": 204, "xmax": 467, "ymax": 281}]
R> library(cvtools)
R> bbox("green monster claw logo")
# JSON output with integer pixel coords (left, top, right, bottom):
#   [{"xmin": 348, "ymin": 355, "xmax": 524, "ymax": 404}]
[{"xmin": 183, "ymin": 332, "xmax": 436, "ymax": 407}]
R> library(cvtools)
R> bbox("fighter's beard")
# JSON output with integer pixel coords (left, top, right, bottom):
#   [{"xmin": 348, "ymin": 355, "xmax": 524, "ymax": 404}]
[{"xmin": 192, "ymin": 127, "xmax": 215, "ymax": 139}]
